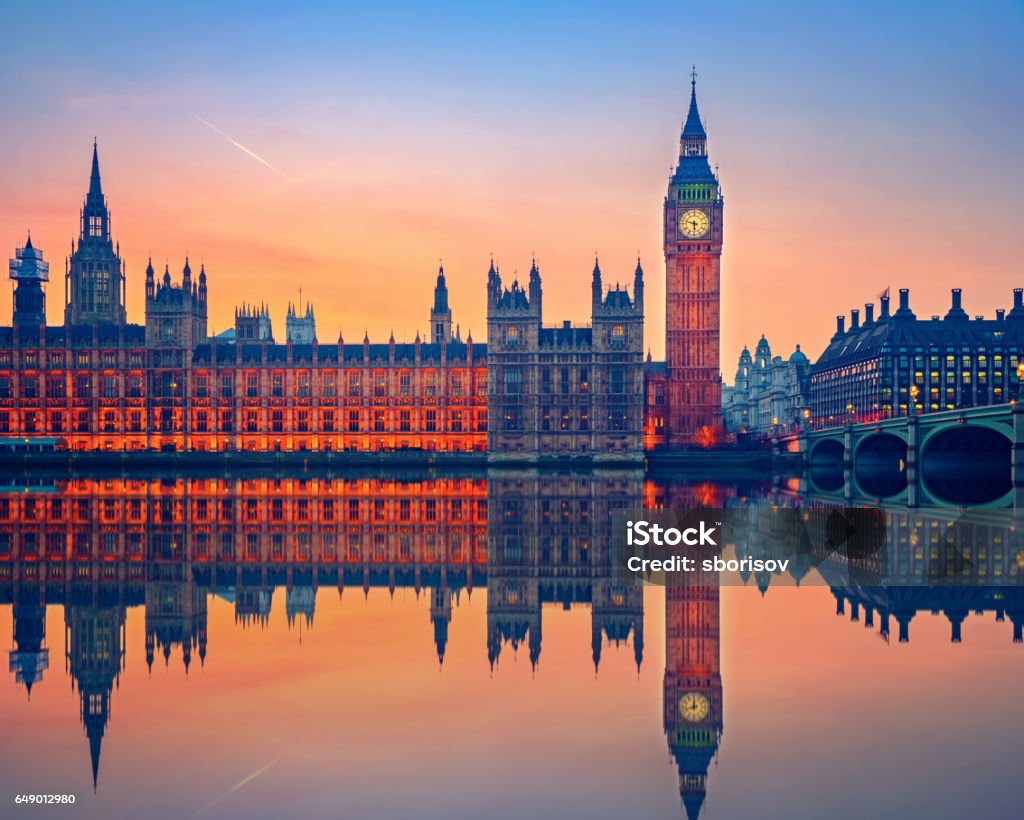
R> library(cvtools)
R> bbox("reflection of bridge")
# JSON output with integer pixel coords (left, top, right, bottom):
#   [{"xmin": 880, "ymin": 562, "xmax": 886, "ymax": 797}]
[{"xmin": 795, "ymin": 403, "xmax": 1024, "ymax": 507}]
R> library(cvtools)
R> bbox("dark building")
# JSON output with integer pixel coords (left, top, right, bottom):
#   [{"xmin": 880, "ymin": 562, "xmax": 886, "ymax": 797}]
[
  {"xmin": 809, "ymin": 288, "xmax": 1024, "ymax": 426},
  {"xmin": 8, "ymin": 234, "xmax": 49, "ymax": 328},
  {"xmin": 486, "ymin": 258, "xmax": 645, "ymax": 460}
]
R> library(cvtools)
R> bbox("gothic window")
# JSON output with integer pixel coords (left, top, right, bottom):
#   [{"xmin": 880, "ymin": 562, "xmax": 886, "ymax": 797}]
[
  {"xmin": 348, "ymin": 372, "xmax": 361, "ymax": 397},
  {"xmin": 272, "ymin": 373, "xmax": 284, "ymax": 397},
  {"xmin": 400, "ymin": 372, "xmax": 412, "ymax": 396},
  {"xmin": 424, "ymin": 410, "xmax": 437, "ymax": 432},
  {"xmin": 297, "ymin": 372, "xmax": 311, "ymax": 397},
  {"xmin": 506, "ymin": 326, "xmax": 519, "ymax": 349},
  {"xmin": 88, "ymin": 215, "xmax": 102, "ymax": 236},
  {"xmin": 611, "ymin": 325, "xmax": 626, "ymax": 348},
  {"xmin": 348, "ymin": 410, "xmax": 359, "ymax": 432},
  {"xmin": 322, "ymin": 372, "xmax": 336, "ymax": 398},
  {"xmin": 503, "ymin": 367, "xmax": 522, "ymax": 395},
  {"xmin": 502, "ymin": 407, "xmax": 521, "ymax": 432}
]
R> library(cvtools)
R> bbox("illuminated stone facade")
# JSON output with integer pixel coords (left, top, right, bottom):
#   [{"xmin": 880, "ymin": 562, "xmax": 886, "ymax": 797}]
[
  {"xmin": 486, "ymin": 258, "xmax": 645, "ymax": 460},
  {"xmin": 0, "ymin": 145, "xmax": 488, "ymax": 453}
]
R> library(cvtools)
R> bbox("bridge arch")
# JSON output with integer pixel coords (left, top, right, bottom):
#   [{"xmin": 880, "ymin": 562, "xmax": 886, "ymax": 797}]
[
  {"xmin": 920, "ymin": 424, "xmax": 1011, "ymax": 505},
  {"xmin": 808, "ymin": 438, "xmax": 845, "ymax": 492},
  {"xmin": 854, "ymin": 433, "xmax": 908, "ymax": 497}
]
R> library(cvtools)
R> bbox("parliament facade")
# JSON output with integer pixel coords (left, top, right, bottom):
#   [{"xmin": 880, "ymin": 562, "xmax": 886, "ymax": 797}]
[{"xmin": 2, "ymin": 83, "xmax": 729, "ymax": 458}]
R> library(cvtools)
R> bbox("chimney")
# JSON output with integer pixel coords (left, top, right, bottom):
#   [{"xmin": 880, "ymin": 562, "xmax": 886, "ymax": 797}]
[
  {"xmin": 880, "ymin": 294, "xmax": 890, "ymax": 318},
  {"xmin": 864, "ymin": 303, "xmax": 874, "ymax": 324},
  {"xmin": 836, "ymin": 315, "xmax": 845, "ymax": 334},
  {"xmin": 951, "ymin": 288, "xmax": 962, "ymax": 311},
  {"xmin": 1015, "ymin": 288, "xmax": 1023, "ymax": 310},
  {"xmin": 850, "ymin": 309, "xmax": 860, "ymax": 330},
  {"xmin": 997, "ymin": 309, "xmax": 1005, "ymax": 321},
  {"xmin": 899, "ymin": 288, "xmax": 910, "ymax": 311}
]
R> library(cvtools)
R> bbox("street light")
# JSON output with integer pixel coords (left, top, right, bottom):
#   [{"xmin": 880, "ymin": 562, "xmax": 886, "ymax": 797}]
[
  {"xmin": 1017, "ymin": 362, "xmax": 1024, "ymax": 402},
  {"xmin": 910, "ymin": 384, "xmax": 920, "ymax": 416}
]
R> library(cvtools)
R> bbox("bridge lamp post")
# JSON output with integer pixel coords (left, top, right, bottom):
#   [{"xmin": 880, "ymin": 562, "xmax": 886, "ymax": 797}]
[
  {"xmin": 1017, "ymin": 362, "xmax": 1024, "ymax": 401},
  {"xmin": 910, "ymin": 384, "xmax": 920, "ymax": 416}
]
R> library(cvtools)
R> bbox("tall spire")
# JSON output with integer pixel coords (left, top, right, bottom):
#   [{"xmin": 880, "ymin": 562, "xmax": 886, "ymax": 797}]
[
  {"xmin": 682, "ymin": 66, "xmax": 706, "ymax": 139},
  {"xmin": 88, "ymin": 139, "xmax": 103, "ymax": 199}
]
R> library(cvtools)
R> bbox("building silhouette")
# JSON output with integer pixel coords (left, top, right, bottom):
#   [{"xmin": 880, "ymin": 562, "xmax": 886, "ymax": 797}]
[
  {"xmin": 9, "ymin": 233, "xmax": 49, "ymax": 328},
  {"xmin": 8, "ymin": 585, "xmax": 48, "ymax": 697}
]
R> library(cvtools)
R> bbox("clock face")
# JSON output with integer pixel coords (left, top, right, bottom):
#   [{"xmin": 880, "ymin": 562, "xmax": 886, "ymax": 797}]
[
  {"xmin": 679, "ymin": 691, "xmax": 710, "ymax": 723},
  {"xmin": 678, "ymin": 209, "xmax": 710, "ymax": 239}
]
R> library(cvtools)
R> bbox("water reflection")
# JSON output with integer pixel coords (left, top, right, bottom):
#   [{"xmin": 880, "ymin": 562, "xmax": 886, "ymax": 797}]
[{"xmin": 1, "ymin": 472, "xmax": 1022, "ymax": 817}]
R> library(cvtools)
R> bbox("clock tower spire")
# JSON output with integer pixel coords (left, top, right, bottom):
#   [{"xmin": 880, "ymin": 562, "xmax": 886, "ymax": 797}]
[{"xmin": 663, "ymin": 69, "xmax": 723, "ymax": 446}]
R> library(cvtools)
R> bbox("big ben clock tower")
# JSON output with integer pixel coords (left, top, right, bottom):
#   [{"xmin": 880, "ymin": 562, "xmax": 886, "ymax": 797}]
[{"xmin": 664, "ymin": 69, "xmax": 723, "ymax": 445}]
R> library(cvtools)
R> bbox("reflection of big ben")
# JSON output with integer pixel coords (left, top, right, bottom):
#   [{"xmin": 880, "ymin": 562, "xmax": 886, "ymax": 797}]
[{"xmin": 664, "ymin": 572, "xmax": 722, "ymax": 819}]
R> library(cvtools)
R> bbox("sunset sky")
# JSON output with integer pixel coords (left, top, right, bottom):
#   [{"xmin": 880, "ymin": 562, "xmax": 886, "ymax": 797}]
[{"xmin": 1, "ymin": 1, "xmax": 1022, "ymax": 371}]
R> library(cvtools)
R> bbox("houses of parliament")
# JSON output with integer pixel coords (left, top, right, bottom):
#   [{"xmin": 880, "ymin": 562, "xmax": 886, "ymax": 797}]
[{"xmin": 1, "ymin": 80, "xmax": 725, "ymax": 457}]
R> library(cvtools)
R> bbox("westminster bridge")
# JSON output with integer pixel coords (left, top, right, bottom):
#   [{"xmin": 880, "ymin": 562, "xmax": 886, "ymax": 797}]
[{"xmin": 790, "ymin": 402, "xmax": 1024, "ymax": 508}]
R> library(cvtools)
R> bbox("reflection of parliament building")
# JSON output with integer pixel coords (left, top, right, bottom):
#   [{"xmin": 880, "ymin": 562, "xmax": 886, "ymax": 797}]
[
  {"xmin": 5, "ymin": 476, "xmax": 1024, "ymax": 814},
  {"xmin": 1, "ymin": 80, "xmax": 728, "ymax": 456}
]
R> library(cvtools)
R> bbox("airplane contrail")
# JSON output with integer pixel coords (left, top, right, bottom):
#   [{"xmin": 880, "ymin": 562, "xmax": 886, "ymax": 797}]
[
  {"xmin": 194, "ymin": 749, "xmax": 293, "ymax": 815},
  {"xmin": 188, "ymin": 111, "xmax": 291, "ymax": 180}
]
